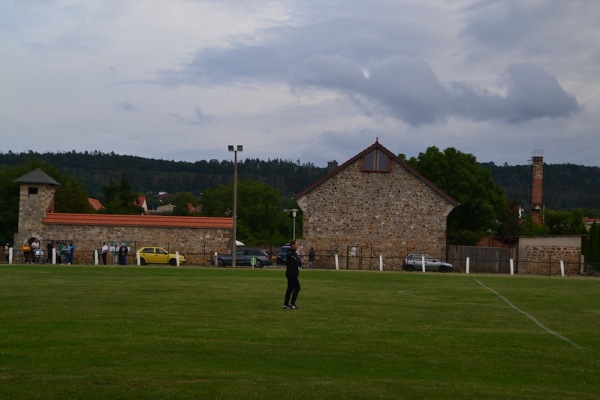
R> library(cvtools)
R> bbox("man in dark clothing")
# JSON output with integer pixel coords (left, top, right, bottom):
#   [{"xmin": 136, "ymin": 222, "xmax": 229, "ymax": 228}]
[{"xmin": 283, "ymin": 240, "xmax": 302, "ymax": 309}]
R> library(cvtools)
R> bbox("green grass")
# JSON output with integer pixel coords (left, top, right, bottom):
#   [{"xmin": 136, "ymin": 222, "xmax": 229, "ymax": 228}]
[{"xmin": 1, "ymin": 265, "xmax": 599, "ymax": 399}]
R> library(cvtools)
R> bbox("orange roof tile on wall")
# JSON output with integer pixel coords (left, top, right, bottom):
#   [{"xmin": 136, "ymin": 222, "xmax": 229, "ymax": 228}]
[{"xmin": 43, "ymin": 213, "xmax": 233, "ymax": 229}]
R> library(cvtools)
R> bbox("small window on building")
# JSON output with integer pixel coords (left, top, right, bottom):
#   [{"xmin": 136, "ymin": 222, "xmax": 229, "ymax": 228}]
[
  {"xmin": 362, "ymin": 149, "xmax": 390, "ymax": 172},
  {"xmin": 28, "ymin": 187, "xmax": 38, "ymax": 195}
]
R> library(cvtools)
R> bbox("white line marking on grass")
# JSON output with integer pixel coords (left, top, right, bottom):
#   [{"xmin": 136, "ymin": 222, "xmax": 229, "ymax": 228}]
[{"xmin": 475, "ymin": 279, "xmax": 580, "ymax": 349}]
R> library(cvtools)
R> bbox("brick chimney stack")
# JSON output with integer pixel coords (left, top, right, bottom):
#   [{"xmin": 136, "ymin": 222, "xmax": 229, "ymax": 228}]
[
  {"xmin": 531, "ymin": 150, "xmax": 544, "ymax": 225},
  {"xmin": 327, "ymin": 161, "xmax": 338, "ymax": 174}
]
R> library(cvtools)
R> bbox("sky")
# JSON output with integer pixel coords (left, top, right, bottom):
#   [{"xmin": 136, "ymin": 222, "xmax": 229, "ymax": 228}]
[{"xmin": 1, "ymin": 0, "xmax": 599, "ymax": 167}]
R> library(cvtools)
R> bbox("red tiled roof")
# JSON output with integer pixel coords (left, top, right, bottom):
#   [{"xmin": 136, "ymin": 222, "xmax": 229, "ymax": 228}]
[
  {"xmin": 88, "ymin": 198, "xmax": 105, "ymax": 211},
  {"xmin": 43, "ymin": 212, "xmax": 233, "ymax": 229}
]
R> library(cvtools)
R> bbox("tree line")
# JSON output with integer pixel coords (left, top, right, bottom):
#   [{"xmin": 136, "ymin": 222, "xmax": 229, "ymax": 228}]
[{"xmin": 1, "ymin": 149, "xmax": 599, "ymax": 263}]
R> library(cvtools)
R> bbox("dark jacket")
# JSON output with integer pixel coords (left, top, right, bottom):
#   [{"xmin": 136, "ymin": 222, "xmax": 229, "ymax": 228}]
[{"xmin": 286, "ymin": 249, "xmax": 302, "ymax": 275}]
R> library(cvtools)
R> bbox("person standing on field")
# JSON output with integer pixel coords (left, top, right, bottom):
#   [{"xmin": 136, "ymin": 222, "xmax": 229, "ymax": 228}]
[
  {"xmin": 308, "ymin": 247, "xmax": 315, "ymax": 269},
  {"xmin": 283, "ymin": 240, "xmax": 302, "ymax": 309}
]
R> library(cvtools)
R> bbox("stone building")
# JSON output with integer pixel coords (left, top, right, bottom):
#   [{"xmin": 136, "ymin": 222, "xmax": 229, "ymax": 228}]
[
  {"xmin": 295, "ymin": 140, "xmax": 459, "ymax": 269},
  {"xmin": 13, "ymin": 168, "xmax": 233, "ymax": 264}
]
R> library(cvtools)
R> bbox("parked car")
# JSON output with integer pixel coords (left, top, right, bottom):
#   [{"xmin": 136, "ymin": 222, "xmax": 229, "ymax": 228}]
[
  {"xmin": 276, "ymin": 244, "xmax": 290, "ymax": 264},
  {"xmin": 403, "ymin": 253, "xmax": 453, "ymax": 272},
  {"xmin": 210, "ymin": 249, "xmax": 272, "ymax": 268},
  {"xmin": 138, "ymin": 246, "xmax": 186, "ymax": 266}
]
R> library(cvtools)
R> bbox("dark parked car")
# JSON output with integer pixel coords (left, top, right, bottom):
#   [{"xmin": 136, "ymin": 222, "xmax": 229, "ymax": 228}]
[
  {"xmin": 210, "ymin": 249, "xmax": 272, "ymax": 268},
  {"xmin": 403, "ymin": 253, "xmax": 453, "ymax": 272},
  {"xmin": 276, "ymin": 244, "xmax": 290, "ymax": 264}
]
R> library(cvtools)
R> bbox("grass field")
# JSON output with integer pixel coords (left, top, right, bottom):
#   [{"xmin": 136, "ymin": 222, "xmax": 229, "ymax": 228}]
[{"xmin": 1, "ymin": 265, "xmax": 599, "ymax": 399}]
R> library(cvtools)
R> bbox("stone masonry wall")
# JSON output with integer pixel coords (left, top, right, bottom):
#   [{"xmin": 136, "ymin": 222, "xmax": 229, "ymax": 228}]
[
  {"xmin": 518, "ymin": 236, "xmax": 582, "ymax": 275},
  {"xmin": 30, "ymin": 224, "xmax": 231, "ymax": 265},
  {"xmin": 297, "ymin": 160, "xmax": 454, "ymax": 269}
]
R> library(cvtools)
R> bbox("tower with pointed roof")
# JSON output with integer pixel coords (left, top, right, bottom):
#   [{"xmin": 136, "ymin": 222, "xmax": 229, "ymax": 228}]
[{"xmin": 13, "ymin": 168, "xmax": 60, "ymax": 245}]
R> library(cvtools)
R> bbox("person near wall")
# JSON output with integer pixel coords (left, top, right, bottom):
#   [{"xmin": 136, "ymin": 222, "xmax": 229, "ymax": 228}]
[
  {"xmin": 60, "ymin": 242, "xmax": 70, "ymax": 264},
  {"xmin": 67, "ymin": 241, "xmax": 75, "ymax": 265},
  {"xmin": 56, "ymin": 243, "xmax": 63, "ymax": 264},
  {"xmin": 30, "ymin": 239, "xmax": 40, "ymax": 263},
  {"xmin": 282, "ymin": 240, "xmax": 302, "ymax": 309},
  {"xmin": 308, "ymin": 247, "xmax": 315, "ymax": 269},
  {"xmin": 111, "ymin": 242, "xmax": 119, "ymax": 265},
  {"xmin": 118, "ymin": 243, "xmax": 128, "ymax": 265},
  {"xmin": 46, "ymin": 241, "xmax": 54, "ymax": 264},
  {"xmin": 22, "ymin": 241, "xmax": 31, "ymax": 263},
  {"xmin": 101, "ymin": 242, "xmax": 109, "ymax": 265},
  {"xmin": 4, "ymin": 243, "xmax": 10, "ymax": 262}
]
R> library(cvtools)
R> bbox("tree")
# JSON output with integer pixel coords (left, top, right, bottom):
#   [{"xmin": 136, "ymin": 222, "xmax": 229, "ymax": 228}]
[
  {"xmin": 583, "ymin": 223, "xmax": 600, "ymax": 264},
  {"xmin": 201, "ymin": 179, "xmax": 292, "ymax": 245},
  {"xmin": 407, "ymin": 147, "xmax": 512, "ymax": 245},
  {"xmin": 543, "ymin": 209, "xmax": 586, "ymax": 236},
  {"xmin": 169, "ymin": 192, "xmax": 201, "ymax": 216},
  {"xmin": 54, "ymin": 176, "xmax": 95, "ymax": 214},
  {"xmin": 100, "ymin": 173, "xmax": 143, "ymax": 215}
]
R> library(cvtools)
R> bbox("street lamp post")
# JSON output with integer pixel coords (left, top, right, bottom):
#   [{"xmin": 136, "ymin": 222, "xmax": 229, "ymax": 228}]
[
  {"xmin": 229, "ymin": 145, "xmax": 243, "ymax": 267},
  {"xmin": 284, "ymin": 208, "xmax": 299, "ymax": 241}
]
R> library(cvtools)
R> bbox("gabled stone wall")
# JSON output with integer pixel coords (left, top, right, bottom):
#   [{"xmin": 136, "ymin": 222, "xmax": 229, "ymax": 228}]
[{"xmin": 297, "ymin": 160, "xmax": 454, "ymax": 267}]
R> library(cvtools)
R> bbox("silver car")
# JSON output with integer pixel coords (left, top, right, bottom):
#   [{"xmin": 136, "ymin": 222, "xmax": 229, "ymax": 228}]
[{"xmin": 403, "ymin": 253, "xmax": 453, "ymax": 272}]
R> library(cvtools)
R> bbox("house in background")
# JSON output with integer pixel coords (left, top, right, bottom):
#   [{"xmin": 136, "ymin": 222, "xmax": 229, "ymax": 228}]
[
  {"xmin": 134, "ymin": 195, "xmax": 148, "ymax": 214},
  {"xmin": 295, "ymin": 140, "xmax": 459, "ymax": 269},
  {"xmin": 88, "ymin": 198, "xmax": 104, "ymax": 211}
]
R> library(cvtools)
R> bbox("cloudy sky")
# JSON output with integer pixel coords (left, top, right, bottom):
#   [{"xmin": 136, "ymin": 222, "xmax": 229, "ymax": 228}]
[{"xmin": 1, "ymin": 0, "xmax": 599, "ymax": 167}]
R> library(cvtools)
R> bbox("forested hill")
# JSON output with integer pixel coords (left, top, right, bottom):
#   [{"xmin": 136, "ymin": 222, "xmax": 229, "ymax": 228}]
[
  {"xmin": 0, "ymin": 151, "xmax": 327, "ymax": 198},
  {"xmin": 1, "ymin": 151, "xmax": 600, "ymax": 213}
]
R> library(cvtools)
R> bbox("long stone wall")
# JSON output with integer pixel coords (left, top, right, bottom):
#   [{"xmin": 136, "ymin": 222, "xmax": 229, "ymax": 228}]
[{"xmin": 19, "ymin": 223, "xmax": 231, "ymax": 265}]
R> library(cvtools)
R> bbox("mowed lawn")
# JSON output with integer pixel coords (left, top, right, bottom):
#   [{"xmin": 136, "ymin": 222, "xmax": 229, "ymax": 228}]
[{"xmin": 1, "ymin": 265, "xmax": 599, "ymax": 400}]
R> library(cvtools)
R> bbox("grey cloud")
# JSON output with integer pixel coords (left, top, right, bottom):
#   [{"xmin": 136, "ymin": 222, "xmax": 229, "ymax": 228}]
[
  {"xmin": 166, "ymin": 107, "xmax": 212, "ymax": 126},
  {"xmin": 113, "ymin": 101, "xmax": 138, "ymax": 112},
  {"xmin": 500, "ymin": 63, "xmax": 580, "ymax": 122},
  {"xmin": 295, "ymin": 55, "xmax": 450, "ymax": 125},
  {"xmin": 159, "ymin": 2, "xmax": 581, "ymax": 126},
  {"xmin": 460, "ymin": 1, "xmax": 600, "ymax": 60},
  {"xmin": 296, "ymin": 55, "xmax": 579, "ymax": 125},
  {"xmin": 448, "ymin": 63, "xmax": 580, "ymax": 123}
]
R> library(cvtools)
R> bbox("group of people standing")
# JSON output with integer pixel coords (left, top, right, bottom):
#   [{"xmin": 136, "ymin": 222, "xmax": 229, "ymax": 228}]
[
  {"xmin": 100, "ymin": 242, "xmax": 130, "ymax": 265},
  {"xmin": 21, "ymin": 240, "xmax": 74, "ymax": 264}
]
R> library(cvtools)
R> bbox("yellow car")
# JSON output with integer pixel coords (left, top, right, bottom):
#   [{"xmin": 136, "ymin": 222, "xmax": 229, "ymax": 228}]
[{"xmin": 138, "ymin": 246, "xmax": 186, "ymax": 266}]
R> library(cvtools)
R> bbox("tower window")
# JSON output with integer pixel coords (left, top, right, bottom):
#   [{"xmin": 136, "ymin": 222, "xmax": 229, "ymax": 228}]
[{"xmin": 28, "ymin": 187, "xmax": 38, "ymax": 195}]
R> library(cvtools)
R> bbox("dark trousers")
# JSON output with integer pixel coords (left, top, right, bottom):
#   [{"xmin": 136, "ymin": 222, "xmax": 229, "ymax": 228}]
[
  {"xmin": 284, "ymin": 271, "xmax": 300, "ymax": 305},
  {"xmin": 101, "ymin": 252, "xmax": 107, "ymax": 265}
]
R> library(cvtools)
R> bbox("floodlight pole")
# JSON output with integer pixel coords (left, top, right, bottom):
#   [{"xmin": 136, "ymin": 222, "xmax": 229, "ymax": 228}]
[
  {"xmin": 284, "ymin": 208, "xmax": 299, "ymax": 241},
  {"xmin": 229, "ymin": 145, "xmax": 243, "ymax": 267}
]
